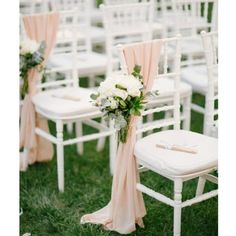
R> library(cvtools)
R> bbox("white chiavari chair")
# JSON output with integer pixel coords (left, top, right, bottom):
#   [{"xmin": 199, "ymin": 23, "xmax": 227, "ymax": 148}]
[
  {"xmin": 118, "ymin": 37, "xmax": 218, "ymax": 236},
  {"xmin": 48, "ymin": 8, "xmax": 107, "ymax": 87},
  {"xmin": 181, "ymin": 31, "xmax": 218, "ymax": 136},
  {"xmin": 101, "ymin": 1, "xmax": 191, "ymax": 134},
  {"xmin": 24, "ymin": 10, "xmax": 117, "ymax": 192},
  {"xmin": 103, "ymin": 0, "xmax": 165, "ymax": 39},
  {"xmin": 95, "ymin": 1, "xmax": 156, "ymax": 152},
  {"xmin": 51, "ymin": 0, "xmax": 105, "ymax": 45},
  {"xmin": 172, "ymin": 0, "xmax": 218, "ymax": 65}
]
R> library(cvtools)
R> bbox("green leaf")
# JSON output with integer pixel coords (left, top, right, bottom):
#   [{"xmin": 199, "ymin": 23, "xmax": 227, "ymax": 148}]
[
  {"xmin": 133, "ymin": 64, "xmax": 141, "ymax": 74},
  {"xmin": 115, "ymin": 84, "xmax": 127, "ymax": 91},
  {"xmin": 90, "ymin": 93, "xmax": 99, "ymax": 100},
  {"xmin": 119, "ymin": 100, "xmax": 127, "ymax": 108}
]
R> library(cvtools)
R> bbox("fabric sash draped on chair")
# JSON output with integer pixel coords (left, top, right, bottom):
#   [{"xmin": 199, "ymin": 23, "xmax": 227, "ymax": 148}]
[
  {"xmin": 81, "ymin": 41, "xmax": 163, "ymax": 234},
  {"xmin": 20, "ymin": 12, "xmax": 60, "ymax": 164}
]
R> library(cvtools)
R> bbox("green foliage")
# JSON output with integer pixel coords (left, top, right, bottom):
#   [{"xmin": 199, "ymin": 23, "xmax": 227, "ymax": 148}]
[{"xmin": 20, "ymin": 41, "xmax": 46, "ymax": 99}]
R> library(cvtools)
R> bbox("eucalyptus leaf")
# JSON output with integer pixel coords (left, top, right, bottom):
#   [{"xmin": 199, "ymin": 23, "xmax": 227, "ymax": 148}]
[{"xmin": 90, "ymin": 93, "xmax": 99, "ymax": 100}]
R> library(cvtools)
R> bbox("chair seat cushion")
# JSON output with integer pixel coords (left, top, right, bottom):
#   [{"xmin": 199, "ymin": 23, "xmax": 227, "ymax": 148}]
[
  {"xmin": 56, "ymin": 26, "xmax": 105, "ymax": 43},
  {"xmin": 181, "ymin": 65, "xmax": 218, "ymax": 94},
  {"xmin": 90, "ymin": 26, "xmax": 105, "ymax": 43},
  {"xmin": 48, "ymin": 52, "xmax": 107, "ymax": 76},
  {"xmin": 32, "ymin": 87, "xmax": 98, "ymax": 118},
  {"xmin": 134, "ymin": 130, "xmax": 217, "ymax": 176},
  {"xmin": 152, "ymin": 78, "xmax": 192, "ymax": 97}
]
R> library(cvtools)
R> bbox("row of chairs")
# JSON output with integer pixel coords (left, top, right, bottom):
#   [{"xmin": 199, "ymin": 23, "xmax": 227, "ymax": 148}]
[{"xmin": 20, "ymin": 1, "xmax": 218, "ymax": 193}]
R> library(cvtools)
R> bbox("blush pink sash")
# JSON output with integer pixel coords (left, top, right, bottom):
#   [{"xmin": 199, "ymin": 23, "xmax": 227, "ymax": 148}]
[
  {"xmin": 81, "ymin": 41, "xmax": 163, "ymax": 234},
  {"xmin": 20, "ymin": 12, "xmax": 60, "ymax": 164}
]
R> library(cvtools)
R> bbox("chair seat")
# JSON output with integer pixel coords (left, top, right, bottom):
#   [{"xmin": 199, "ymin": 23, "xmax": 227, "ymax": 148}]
[
  {"xmin": 91, "ymin": 9, "xmax": 103, "ymax": 24},
  {"xmin": 49, "ymin": 52, "xmax": 107, "ymax": 76},
  {"xmin": 152, "ymin": 78, "xmax": 192, "ymax": 98},
  {"xmin": 181, "ymin": 37, "xmax": 202, "ymax": 54},
  {"xmin": 90, "ymin": 26, "xmax": 105, "ymax": 43},
  {"xmin": 32, "ymin": 87, "xmax": 98, "ymax": 118},
  {"xmin": 134, "ymin": 130, "xmax": 217, "ymax": 176},
  {"xmin": 156, "ymin": 15, "xmax": 207, "ymax": 29},
  {"xmin": 181, "ymin": 65, "xmax": 218, "ymax": 94}
]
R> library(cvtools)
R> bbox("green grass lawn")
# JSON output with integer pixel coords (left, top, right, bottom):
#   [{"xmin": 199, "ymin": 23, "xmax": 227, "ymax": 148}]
[{"xmin": 20, "ymin": 91, "xmax": 218, "ymax": 236}]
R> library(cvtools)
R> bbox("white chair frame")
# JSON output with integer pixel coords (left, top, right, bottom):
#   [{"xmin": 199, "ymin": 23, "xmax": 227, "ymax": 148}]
[
  {"xmin": 20, "ymin": 10, "xmax": 117, "ymax": 191},
  {"xmin": 181, "ymin": 31, "xmax": 218, "ymax": 136},
  {"xmin": 201, "ymin": 31, "xmax": 218, "ymax": 137},
  {"xmin": 169, "ymin": 0, "xmax": 218, "ymax": 67},
  {"xmin": 95, "ymin": 1, "xmax": 155, "ymax": 152},
  {"xmin": 31, "ymin": 69, "xmax": 117, "ymax": 192},
  {"xmin": 118, "ymin": 37, "xmax": 218, "ymax": 236}
]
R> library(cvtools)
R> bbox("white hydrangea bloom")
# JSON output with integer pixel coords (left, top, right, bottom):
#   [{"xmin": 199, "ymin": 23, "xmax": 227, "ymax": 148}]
[
  {"xmin": 20, "ymin": 38, "xmax": 40, "ymax": 54},
  {"xmin": 127, "ymin": 87, "xmax": 141, "ymax": 97},
  {"xmin": 98, "ymin": 79, "xmax": 116, "ymax": 98}
]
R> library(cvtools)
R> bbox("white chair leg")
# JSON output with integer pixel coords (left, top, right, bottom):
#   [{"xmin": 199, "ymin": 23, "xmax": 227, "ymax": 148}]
[
  {"xmin": 182, "ymin": 95, "xmax": 191, "ymax": 130},
  {"xmin": 196, "ymin": 176, "xmax": 206, "ymax": 196},
  {"xmin": 109, "ymin": 120, "xmax": 117, "ymax": 175},
  {"xmin": 66, "ymin": 122, "xmax": 73, "ymax": 134},
  {"xmin": 88, "ymin": 75, "xmax": 96, "ymax": 88},
  {"xmin": 56, "ymin": 120, "xmax": 64, "ymax": 192},
  {"xmin": 76, "ymin": 121, "xmax": 84, "ymax": 155},
  {"xmin": 96, "ymin": 118, "xmax": 106, "ymax": 152},
  {"xmin": 173, "ymin": 179, "xmax": 183, "ymax": 236}
]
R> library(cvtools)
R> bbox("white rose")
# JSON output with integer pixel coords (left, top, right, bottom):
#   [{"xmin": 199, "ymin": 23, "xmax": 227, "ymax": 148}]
[
  {"xmin": 128, "ymin": 88, "xmax": 141, "ymax": 97},
  {"xmin": 112, "ymin": 88, "xmax": 128, "ymax": 100},
  {"xmin": 98, "ymin": 79, "xmax": 115, "ymax": 98}
]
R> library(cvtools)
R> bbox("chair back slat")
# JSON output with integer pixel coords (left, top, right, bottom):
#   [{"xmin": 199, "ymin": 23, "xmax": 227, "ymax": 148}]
[{"xmin": 201, "ymin": 31, "xmax": 218, "ymax": 137}]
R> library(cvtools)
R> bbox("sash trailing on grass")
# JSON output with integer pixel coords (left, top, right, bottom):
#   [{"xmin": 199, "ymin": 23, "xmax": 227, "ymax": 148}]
[{"xmin": 81, "ymin": 41, "xmax": 163, "ymax": 234}]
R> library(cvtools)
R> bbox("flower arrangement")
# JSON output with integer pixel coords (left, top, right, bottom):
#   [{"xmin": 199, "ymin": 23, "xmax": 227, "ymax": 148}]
[
  {"xmin": 91, "ymin": 65, "xmax": 158, "ymax": 143},
  {"xmin": 20, "ymin": 38, "xmax": 46, "ymax": 98}
]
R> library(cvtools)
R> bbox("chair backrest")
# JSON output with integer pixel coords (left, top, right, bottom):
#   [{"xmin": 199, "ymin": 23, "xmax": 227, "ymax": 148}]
[
  {"xmin": 101, "ymin": 1, "xmax": 154, "ymax": 76},
  {"xmin": 201, "ymin": 31, "xmax": 218, "ymax": 137},
  {"xmin": 171, "ymin": 0, "xmax": 218, "ymax": 37},
  {"xmin": 39, "ymin": 10, "xmax": 79, "ymax": 91},
  {"xmin": 20, "ymin": 0, "xmax": 51, "ymax": 14},
  {"xmin": 117, "ymin": 36, "xmax": 182, "ymax": 134},
  {"xmin": 51, "ymin": 1, "xmax": 92, "ymax": 56}
]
